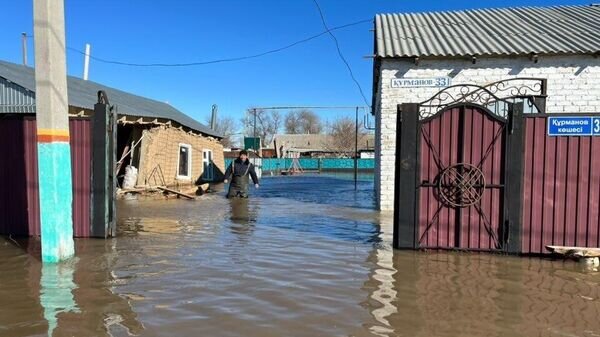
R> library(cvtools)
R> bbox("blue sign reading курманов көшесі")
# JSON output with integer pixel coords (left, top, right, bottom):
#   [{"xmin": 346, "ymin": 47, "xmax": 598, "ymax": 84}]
[{"xmin": 547, "ymin": 117, "xmax": 600, "ymax": 136}]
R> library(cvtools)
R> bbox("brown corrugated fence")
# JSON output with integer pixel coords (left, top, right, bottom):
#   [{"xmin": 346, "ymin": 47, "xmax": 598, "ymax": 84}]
[
  {"xmin": 0, "ymin": 116, "xmax": 92, "ymax": 238},
  {"xmin": 69, "ymin": 118, "xmax": 92, "ymax": 237},
  {"xmin": 0, "ymin": 118, "xmax": 30, "ymax": 236},
  {"xmin": 522, "ymin": 116, "xmax": 600, "ymax": 254}
]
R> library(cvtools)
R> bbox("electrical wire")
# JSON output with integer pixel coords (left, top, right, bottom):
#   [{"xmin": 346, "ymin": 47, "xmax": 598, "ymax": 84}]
[
  {"xmin": 65, "ymin": 18, "xmax": 371, "ymax": 67},
  {"xmin": 251, "ymin": 106, "xmax": 368, "ymax": 110},
  {"xmin": 311, "ymin": 0, "xmax": 371, "ymax": 108}
]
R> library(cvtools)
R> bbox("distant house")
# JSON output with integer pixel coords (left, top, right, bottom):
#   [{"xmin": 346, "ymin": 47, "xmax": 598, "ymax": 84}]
[
  {"xmin": 269, "ymin": 134, "xmax": 375, "ymax": 158},
  {"xmin": 0, "ymin": 60, "xmax": 224, "ymax": 237}
]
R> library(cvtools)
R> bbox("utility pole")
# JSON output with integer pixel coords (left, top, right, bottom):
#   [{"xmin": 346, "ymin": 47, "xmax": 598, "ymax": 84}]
[
  {"xmin": 83, "ymin": 43, "xmax": 91, "ymax": 80},
  {"xmin": 33, "ymin": 0, "xmax": 74, "ymax": 263},
  {"xmin": 354, "ymin": 106, "xmax": 359, "ymax": 190},
  {"xmin": 21, "ymin": 33, "xmax": 28, "ymax": 66},
  {"xmin": 253, "ymin": 108, "xmax": 257, "ymax": 152}
]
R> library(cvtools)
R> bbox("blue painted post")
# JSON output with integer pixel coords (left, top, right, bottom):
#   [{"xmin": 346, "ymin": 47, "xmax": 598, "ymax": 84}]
[{"xmin": 33, "ymin": 0, "xmax": 74, "ymax": 263}]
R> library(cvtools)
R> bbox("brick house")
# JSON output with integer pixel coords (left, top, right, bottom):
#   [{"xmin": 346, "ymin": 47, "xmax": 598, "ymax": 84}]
[
  {"xmin": 372, "ymin": 5, "xmax": 600, "ymax": 211},
  {"xmin": 132, "ymin": 124, "xmax": 225, "ymax": 188}
]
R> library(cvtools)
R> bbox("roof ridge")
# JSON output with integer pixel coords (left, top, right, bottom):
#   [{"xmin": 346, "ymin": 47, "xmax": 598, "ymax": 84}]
[{"xmin": 0, "ymin": 59, "xmax": 221, "ymax": 138}]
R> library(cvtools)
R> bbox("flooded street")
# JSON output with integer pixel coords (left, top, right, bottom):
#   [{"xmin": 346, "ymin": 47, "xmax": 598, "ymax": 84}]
[{"xmin": 2, "ymin": 174, "xmax": 600, "ymax": 337}]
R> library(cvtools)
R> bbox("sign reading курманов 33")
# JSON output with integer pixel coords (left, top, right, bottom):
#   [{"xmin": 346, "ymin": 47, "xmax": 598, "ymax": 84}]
[
  {"xmin": 547, "ymin": 116, "xmax": 600, "ymax": 136},
  {"xmin": 391, "ymin": 77, "xmax": 452, "ymax": 88}
]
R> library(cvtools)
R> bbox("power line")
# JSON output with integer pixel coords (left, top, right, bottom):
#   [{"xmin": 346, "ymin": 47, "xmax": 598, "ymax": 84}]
[
  {"xmin": 311, "ymin": 0, "xmax": 371, "ymax": 108},
  {"xmin": 251, "ymin": 106, "xmax": 368, "ymax": 110},
  {"xmin": 65, "ymin": 18, "xmax": 371, "ymax": 67}
]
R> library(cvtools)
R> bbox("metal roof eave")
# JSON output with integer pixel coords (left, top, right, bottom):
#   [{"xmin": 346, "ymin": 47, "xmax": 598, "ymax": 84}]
[{"xmin": 377, "ymin": 50, "xmax": 600, "ymax": 61}]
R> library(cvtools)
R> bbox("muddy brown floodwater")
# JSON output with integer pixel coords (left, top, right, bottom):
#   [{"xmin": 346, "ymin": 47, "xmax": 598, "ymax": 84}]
[{"xmin": 1, "ymin": 174, "xmax": 600, "ymax": 337}]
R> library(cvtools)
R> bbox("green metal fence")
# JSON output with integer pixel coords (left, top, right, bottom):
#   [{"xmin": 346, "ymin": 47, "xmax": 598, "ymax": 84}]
[{"xmin": 224, "ymin": 158, "xmax": 374, "ymax": 171}]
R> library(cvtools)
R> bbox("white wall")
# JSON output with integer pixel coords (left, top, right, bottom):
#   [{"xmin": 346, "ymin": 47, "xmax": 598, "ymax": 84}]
[{"xmin": 375, "ymin": 54, "xmax": 600, "ymax": 211}]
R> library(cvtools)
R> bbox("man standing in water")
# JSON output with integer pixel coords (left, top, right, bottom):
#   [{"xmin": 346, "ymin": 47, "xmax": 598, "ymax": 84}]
[{"xmin": 223, "ymin": 150, "xmax": 260, "ymax": 198}]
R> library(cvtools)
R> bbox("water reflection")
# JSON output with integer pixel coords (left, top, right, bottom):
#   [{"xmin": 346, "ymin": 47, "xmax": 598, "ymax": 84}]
[
  {"xmin": 0, "ymin": 239, "xmax": 144, "ymax": 337},
  {"xmin": 229, "ymin": 198, "xmax": 255, "ymax": 225},
  {"xmin": 229, "ymin": 198, "xmax": 256, "ymax": 240},
  {"xmin": 58, "ymin": 239, "xmax": 145, "ymax": 336},
  {"xmin": 361, "ymin": 249, "xmax": 600, "ymax": 337},
  {"xmin": 40, "ymin": 260, "xmax": 79, "ymax": 336},
  {"xmin": 360, "ymin": 215, "xmax": 401, "ymax": 337}
]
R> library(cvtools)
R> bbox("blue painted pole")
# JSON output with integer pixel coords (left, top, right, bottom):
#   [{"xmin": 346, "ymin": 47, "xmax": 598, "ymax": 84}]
[{"xmin": 33, "ymin": 0, "xmax": 74, "ymax": 263}]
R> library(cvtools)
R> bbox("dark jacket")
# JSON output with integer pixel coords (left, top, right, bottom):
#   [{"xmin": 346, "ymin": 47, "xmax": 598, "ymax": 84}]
[{"xmin": 224, "ymin": 158, "xmax": 259, "ymax": 185}]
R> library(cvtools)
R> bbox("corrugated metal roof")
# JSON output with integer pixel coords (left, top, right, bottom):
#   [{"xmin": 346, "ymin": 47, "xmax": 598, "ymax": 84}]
[
  {"xmin": 0, "ymin": 60, "xmax": 221, "ymax": 138},
  {"xmin": 375, "ymin": 5, "xmax": 600, "ymax": 58},
  {"xmin": 0, "ymin": 77, "xmax": 35, "ymax": 113}
]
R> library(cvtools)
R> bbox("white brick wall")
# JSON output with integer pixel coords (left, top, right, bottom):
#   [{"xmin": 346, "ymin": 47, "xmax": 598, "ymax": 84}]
[{"xmin": 375, "ymin": 54, "xmax": 600, "ymax": 211}]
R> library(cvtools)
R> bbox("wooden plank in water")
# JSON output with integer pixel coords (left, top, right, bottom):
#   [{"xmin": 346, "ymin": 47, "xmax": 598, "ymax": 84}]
[
  {"xmin": 157, "ymin": 187, "xmax": 195, "ymax": 200},
  {"xmin": 546, "ymin": 245, "xmax": 600, "ymax": 258}
]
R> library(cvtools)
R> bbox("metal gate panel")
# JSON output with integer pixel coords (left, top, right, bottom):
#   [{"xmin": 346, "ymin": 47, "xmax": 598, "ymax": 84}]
[
  {"xmin": 459, "ymin": 107, "xmax": 505, "ymax": 250},
  {"xmin": 418, "ymin": 108, "xmax": 460, "ymax": 248},
  {"xmin": 417, "ymin": 105, "xmax": 506, "ymax": 250}
]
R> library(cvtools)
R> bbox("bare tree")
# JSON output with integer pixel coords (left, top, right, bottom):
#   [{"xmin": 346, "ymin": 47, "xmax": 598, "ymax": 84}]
[
  {"xmin": 242, "ymin": 108, "xmax": 281, "ymax": 147},
  {"xmin": 284, "ymin": 111, "xmax": 301, "ymax": 134},
  {"xmin": 284, "ymin": 109, "xmax": 323, "ymax": 134},
  {"xmin": 326, "ymin": 116, "xmax": 366, "ymax": 157},
  {"xmin": 206, "ymin": 115, "xmax": 238, "ymax": 148}
]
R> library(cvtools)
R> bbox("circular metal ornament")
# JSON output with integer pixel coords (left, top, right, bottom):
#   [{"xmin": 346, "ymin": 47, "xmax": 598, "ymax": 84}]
[{"xmin": 437, "ymin": 163, "xmax": 486, "ymax": 208}]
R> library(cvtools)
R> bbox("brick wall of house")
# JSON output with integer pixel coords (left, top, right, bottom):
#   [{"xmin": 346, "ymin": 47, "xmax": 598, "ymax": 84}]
[
  {"xmin": 137, "ymin": 125, "xmax": 225, "ymax": 187},
  {"xmin": 375, "ymin": 54, "xmax": 600, "ymax": 211}
]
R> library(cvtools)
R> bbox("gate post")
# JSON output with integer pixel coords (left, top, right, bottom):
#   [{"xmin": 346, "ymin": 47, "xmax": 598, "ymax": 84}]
[
  {"xmin": 504, "ymin": 103, "xmax": 525, "ymax": 253},
  {"xmin": 394, "ymin": 103, "xmax": 420, "ymax": 249},
  {"xmin": 91, "ymin": 92, "xmax": 117, "ymax": 238}
]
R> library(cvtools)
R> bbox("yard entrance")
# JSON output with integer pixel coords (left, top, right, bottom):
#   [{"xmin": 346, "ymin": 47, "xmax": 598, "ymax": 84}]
[
  {"xmin": 394, "ymin": 79, "xmax": 548, "ymax": 253},
  {"xmin": 416, "ymin": 104, "xmax": 507, "ymax": 251}
]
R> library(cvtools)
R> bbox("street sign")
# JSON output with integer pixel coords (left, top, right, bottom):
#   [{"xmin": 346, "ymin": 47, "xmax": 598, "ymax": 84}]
[
  {"xmin": 391, "ymin": 77, "xmax": 451, "ymax": 88},
  {"xmin": 548, "ymin": 116, "xmax": 600, "ymax": 136},
  {"xmin": 244, "ymin": 137, "xmax": 261, "ymax": 151}
]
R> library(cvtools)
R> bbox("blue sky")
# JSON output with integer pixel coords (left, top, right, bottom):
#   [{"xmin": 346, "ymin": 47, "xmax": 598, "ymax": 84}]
[{"xmin": 0, "ymin": 0, "xmax": 589, "ymax": 125}]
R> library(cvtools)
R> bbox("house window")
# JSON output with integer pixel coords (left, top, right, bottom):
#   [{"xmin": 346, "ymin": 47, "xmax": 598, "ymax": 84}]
[
  {"xmin": 177, "ymin": 144, "xmax": 192, "ymax": 179},
  {"xmin": 202, "ymin": 149, "xmax": 214, "ymax": 181}
]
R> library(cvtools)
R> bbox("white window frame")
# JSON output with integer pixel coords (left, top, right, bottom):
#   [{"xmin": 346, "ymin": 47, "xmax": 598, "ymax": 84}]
[{"xmin": 177, "ymin": 143, "xmax": 192, "ymax": 180}]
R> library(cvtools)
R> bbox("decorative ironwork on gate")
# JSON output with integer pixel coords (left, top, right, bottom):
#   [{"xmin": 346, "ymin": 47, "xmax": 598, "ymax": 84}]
[
  {"xmin": 418, "ymin": 78, "xmax": 546, "ymax": 119},
  {"xmin": 438, "ymin": 164, "xmax": 486, "ymax": 208}
]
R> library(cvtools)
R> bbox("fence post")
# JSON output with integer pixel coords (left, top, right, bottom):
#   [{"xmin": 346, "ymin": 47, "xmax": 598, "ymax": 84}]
[
  {"xmin": 504, "ymin": 102, "xmax": 525, "ymax": 253},
  {"xmin": 394, "ymin": 103, "xmax": 420, "ymax": 249},
  {"xmin": 91, "ymin": 92, "xmax": 116, "ymax": 238}
]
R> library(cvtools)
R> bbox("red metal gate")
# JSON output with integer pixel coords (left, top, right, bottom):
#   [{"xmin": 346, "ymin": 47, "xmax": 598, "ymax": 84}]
[
  {"xmin": 417, "ymin": 105, "xmax": 506, "ymax": 250},
  {"xmin": 394, "ymin": 79, "xmax": 547, "ymax": 253}
]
